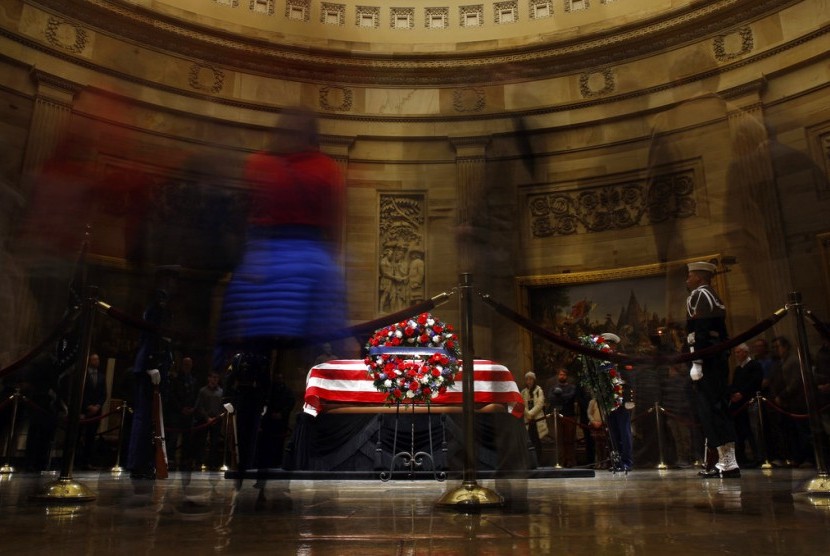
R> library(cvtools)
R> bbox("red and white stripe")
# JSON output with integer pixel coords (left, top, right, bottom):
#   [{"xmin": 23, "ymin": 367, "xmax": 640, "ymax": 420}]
[{"xmin": 303, "ymin": 359, "xmax": 524, "ymax": 418}]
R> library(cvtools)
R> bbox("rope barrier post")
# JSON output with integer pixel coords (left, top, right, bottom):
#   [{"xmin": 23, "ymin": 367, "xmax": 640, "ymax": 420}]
[
  {"xmin": 754, "ymin": 393, "xmax": 773, "ymax": 470},
  {"xmin": 111, "ymin": 403, "xmax": 128, "ymax": 474},
  {"xmin": 0, "ymin": 389, "xmax": 21, "ymax": 474},
  {"xmin": 33, "ymin": 286, "xmax": 98, "ymax": 503},
  {"xmin": 551, "ymin": 410, "xmax": 562, "ymax": 469},
  {"xmin": 654, "ymin": 402, "xmax": 668, "ymax": 470},
  {"xmin": 437, "ymin": 273, "xmax": 503, "ymax": 510},
  {"xmin": 788, "ymin": 292, "xmax": 830, "ymax": 496},
  {"xmin": 220, "ymin": 414, "xmax": 231, "ymax": 472}
]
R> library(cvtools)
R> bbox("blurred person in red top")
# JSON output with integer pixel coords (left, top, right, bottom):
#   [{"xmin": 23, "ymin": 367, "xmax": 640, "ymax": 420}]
[
  {"xmin": 215, "ymin": 107, "xmax": 347, "ymax": 483},
  {"xmin": 217, "ymin": 106, "xmax": 346, "ymax": 348}
]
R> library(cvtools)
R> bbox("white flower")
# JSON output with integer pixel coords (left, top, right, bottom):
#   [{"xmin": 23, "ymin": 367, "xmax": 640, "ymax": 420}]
[
  {"xmin": 427, "ymin": 318, "xmax": 435, "ymax": 327},
  {"xmin": 406, "ymin": 390, "xmax": 415, "ymax": 398},
  {"xmin": 395, "ymin": 330, "xmax": 403, "ymax": 339},
  {"xmin": 384, "ymin": 379, "xmax": 392, "ymax": 388},
  {"xmin": 431, "ymin": 390, "xmax": 440, "ymax": 399},
  {"xmin": 432, "ymin": 334, "xmax": 441, "ymax": 344}
]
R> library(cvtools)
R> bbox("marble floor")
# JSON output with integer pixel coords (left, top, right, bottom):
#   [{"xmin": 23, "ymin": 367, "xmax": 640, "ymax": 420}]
[{"xmin": 2, "ymin": 467, "xmax": 830, "ymax": 555}]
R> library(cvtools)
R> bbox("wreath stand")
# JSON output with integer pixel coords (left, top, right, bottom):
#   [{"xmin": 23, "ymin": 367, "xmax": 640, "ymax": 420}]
[{"xmin": 379, "ymin": 402, "xmax": 446, "ymax": 482}]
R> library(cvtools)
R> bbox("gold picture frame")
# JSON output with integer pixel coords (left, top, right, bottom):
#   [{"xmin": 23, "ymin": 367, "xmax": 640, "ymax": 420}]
[{"xmin": 516, "ymin": 255, "xmax": 726, "ymax": 377}]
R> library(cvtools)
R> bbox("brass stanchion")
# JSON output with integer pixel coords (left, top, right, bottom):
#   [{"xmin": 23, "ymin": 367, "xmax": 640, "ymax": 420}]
[
  {"xmin": 788, "ymin": 292, "xmax": 830, "ymax": 496},
  {"xmin": 437, "ymin": 273, "xmax": 502, "ymax": 510},
  {"xmin": 550, "ymin": 410, "xmax": 562, "ymax": 469},
  {"xmin": 754, "ymin": 393, "xmax": 773, "ymax": 470},
  {"xmin": 110, "ymin": 403, "xmax": 128, "ymax": 474},
  {"xmin": 654, "ymin": 402, "xmax": 668, "ymax": 470},
  {"xmin": 0, "ymin": 389, "xmax": 22, "ymax": 474},
  {"xmin": 32, "ymin": 287, "xmax": 98, "ymax": 503}
]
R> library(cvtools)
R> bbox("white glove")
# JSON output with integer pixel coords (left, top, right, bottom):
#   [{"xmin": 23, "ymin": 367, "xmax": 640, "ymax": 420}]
[
  {"xmin": 261, "ymin": 405, "xmax": 268, "ymax": 417},
  {"xmin": 146, "ymin": 368, "xmax": 161, "ymax": 385},
  {"xmin": 223, "ymin": 402, "xmax": 235, "ymax": 414},
  {"xmin": 686, "ymin": 332, "xmax": 695, "ymax": 346},
  {"xmin": 690, "ymin": 362, "xmax": 703, "ymax": 381}
]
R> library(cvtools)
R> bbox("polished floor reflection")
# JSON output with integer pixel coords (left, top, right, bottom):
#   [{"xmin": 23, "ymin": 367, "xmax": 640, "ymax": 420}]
[{"xmin": 2, "ymin": 468, "xmax": 830, "ymax": 555}]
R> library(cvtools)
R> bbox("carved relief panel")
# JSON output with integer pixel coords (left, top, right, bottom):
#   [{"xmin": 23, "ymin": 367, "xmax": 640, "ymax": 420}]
[
  {"xmin": 526, "ymin": 166, "xmax": 698, "ymax": 238},
  {"xmin": 378, "ymin": 193, "xmax": 426, "ymax": 312}
]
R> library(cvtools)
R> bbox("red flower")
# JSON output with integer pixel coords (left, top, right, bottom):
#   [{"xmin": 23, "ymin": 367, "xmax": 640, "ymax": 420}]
[
  {"xmin": 393, "ymin": 388, "xmax": 402, "ymax": 398},
  {"xmin": 417, "ymin": 314, "xmax": 428, "ymax": 325},
  {"xmin": 409, "ymin": 381, "xmax": 419, "ymax": 391}
]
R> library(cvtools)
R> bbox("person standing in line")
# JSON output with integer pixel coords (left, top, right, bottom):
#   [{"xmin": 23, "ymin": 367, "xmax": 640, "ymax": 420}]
[
  {"xmin": 521, "ymin": 371, "xmax": 548, "ymax": 464},
  {"xmin": 771, "ymin": 336, "xmax": 813, "ymax": 468},
  {"xmin": 728, "ymin": 343, "xmax": 763, "ymax": 467},
  {"xmin": 78, "ymin": 352, "xmax": 107, "ymax": 470},
  {"xmin": 193, "ymin": 370, "xmax": 225, "ymax": 471},
  {"xmin": 127, "ymin": 270, "xmax": 176, "ymax": 480},
  {"xmin": 547, "ymin": 368, "xmax": 578, "ymax": 467},
  {"xmin": 165, "ymin": 356, "xmax": 198, "ymax": 471},
  {"xmin": 600, "ymin": 333, "xmax": 634, "ymax": 472},
  {"xmin": 313, "ymin": 343, "xmax": 338, "ymax": 366},
  {"xmin": 587, "ymin": 394, "xmax": 608, "ymax": 469},
  {"xmin": 257, "ymin": 372, "xmax": 296, "ymax": 469},
  {"xmin": 685, "ymin": 261, "xmax": 739, "ymax": 478}
]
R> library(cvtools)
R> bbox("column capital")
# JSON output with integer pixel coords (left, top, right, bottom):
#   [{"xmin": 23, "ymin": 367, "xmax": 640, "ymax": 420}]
[
  {"xmin": 449, "ymin": 135, "xmax": 492, "ymax": 159},
  {"xmin": 29, "ymin": 69, "xmax": 84, "ymax": 105}
]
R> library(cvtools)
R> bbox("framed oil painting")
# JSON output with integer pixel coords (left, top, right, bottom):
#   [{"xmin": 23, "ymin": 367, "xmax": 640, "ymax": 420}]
[{"xmin": 517, "ymin": 255, "xmax": 725, "ymax": 376}]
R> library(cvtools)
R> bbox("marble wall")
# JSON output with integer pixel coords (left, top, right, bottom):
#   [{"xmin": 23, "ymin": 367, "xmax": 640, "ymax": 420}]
[{"xmin": 0, "ymin": 0, "xmax": 828, "ymax": 375}]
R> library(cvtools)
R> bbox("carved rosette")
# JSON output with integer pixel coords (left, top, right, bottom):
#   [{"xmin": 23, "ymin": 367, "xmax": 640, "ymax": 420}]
[
  {"xmin": 713, "ymin": 27, "xmax": 754, "ymax": 62},
  {"xmin": 188, "ymin": 63, "xmax": 225, "ymax": 94},
  {"xmin": 320, "ymin": 85, "xmax": 353, "ymax": 111},
  {"xmin": 579, "ymin": 68, "xmax": 615, "ymax": 98},
  {"xmin": 45, "ymin": 17, "xmax": 88, "ymax": 54},
  {"xmin": 528, "ymin": 169, "xmax": 697, "ymax": 237},
  {"xmin": 453, "ymin": 87, "xmax": 486, "ymax": 112}
]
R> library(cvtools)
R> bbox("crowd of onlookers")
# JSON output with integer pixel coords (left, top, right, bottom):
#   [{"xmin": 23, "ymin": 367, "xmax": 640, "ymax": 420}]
[
  {"xmin": 0, "ymin": 351, "xmax": 296, "ymax": 473},
  {"xmin": 520, "ymin": 335, "xmax": 830, "ymax": 470}
]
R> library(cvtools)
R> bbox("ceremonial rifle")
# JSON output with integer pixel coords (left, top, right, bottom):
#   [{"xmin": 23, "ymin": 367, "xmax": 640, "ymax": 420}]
[{"xmin": 152, "ymin": 381, "xmax": 169, "ymax": 479}]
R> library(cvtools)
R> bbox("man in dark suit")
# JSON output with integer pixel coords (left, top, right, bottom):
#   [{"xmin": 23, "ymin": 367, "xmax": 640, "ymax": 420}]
[
  {"xmin": 78, "ymin": 352, "xmax": 107, "ymax": 469},
  {"xmin": 729, "ymin": 343, "xmax": 763, "ymax": 467}
]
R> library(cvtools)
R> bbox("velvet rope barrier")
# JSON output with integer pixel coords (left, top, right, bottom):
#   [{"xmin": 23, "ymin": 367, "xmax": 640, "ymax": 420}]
[
  {"xmin": 331, "ymin": 290, "xmax": 455, "ymax": 341},
  {"xmin": 805, "ymin": 310, "xmax": 830, "ymax": 344},
  {"xmin": 95, "ymin": 300, "xmax": 179, "ymax": 339},
  {"xmin": 477, "ymin": 290, "xmax": 789, "ymax": 367},
  {"xmin": 0, "ymin": 308, "xmax": 81, "ymax": 380},
  {"xmin": 97, "ymin": 290, "xmax": 455, "ymax": 351}
]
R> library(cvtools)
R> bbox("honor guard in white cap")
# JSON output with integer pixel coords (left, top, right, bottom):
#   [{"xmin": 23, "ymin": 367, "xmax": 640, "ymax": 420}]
[
  {"xmin": 600, "ymin": 333, "xmax": 621, "ymax": 345},
  {"xmin": 684, "ymin": 260, "xmax": 739, "ymax": 478}
]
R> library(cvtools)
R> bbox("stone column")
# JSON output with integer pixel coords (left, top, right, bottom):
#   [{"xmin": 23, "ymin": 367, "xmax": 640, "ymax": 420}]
[
  {"xmin": 451, "ymin": 135, "xmax": 493, "ymax": 356},
  {"xmin": 723, "ymin": 81, "xmax": 793, "ymax": 317},
  {"xmin": 319, "ymin": 134, "xmax": 354, "ymax": 259},
  {"xmin": 21, "ymin": 70, "xmax": 83, "ymax": 182},
  {"xmin": 451, "ymin": 136, "xmax": 491, "ymax": 274}
]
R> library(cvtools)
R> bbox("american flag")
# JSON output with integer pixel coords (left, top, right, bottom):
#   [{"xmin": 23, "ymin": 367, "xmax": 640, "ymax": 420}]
[{"xmin": 304, "ymin": 359, "xmax": 525, "ymax": 418}]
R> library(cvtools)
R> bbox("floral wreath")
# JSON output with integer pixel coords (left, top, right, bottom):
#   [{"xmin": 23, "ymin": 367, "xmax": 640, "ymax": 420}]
[
  {"xmin": 576, "ymin": 335, "xmax": 624, "ymax": 413},
  {"xmin": 364, "ymin": 313, "xmax": 460, "ymax": 404}
]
